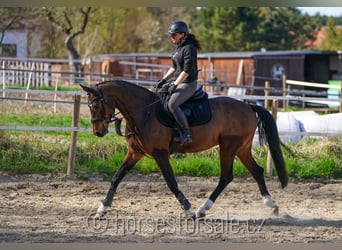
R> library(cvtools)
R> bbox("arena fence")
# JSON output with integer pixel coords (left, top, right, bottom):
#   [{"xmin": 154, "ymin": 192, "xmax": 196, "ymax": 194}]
[{"xmin": 1, "ymin": 86, "xmax": 341, "ymax": 177}]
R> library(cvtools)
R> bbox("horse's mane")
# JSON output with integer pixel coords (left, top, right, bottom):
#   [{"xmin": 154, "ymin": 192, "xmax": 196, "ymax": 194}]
[{"xmin": 96, "ymin": 79, "xmax": 157, "ymax": 98}]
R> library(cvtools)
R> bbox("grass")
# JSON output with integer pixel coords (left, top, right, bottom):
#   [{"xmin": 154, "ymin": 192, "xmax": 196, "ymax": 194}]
[
  {"xmin": 6, "ymin": 84, "xmax": 83, "ymax": 92},
  {"xmin": 0, "ymin": 129, "xmax": 247, "ymax": 178},
  {"xmin": 283, "ymin": 137, "xmax": 342, "ymax": 179},
  {"xmin": 1, "ymin": 127, "xmax": 342, "ymax": 180},
  {"xmin": 0, "ymin": 131, "xmax": 65, "ymax": 173}
]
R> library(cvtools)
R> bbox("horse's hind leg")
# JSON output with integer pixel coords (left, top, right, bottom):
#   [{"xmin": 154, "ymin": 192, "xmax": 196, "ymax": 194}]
[
  {"xmin": 197, "ymin": 139, "xmax": 236, "ymax": 218},
  {"xmin": 237, "ymin": 147, "xmax": 279, "ymax": 215},
  {"xmin": 153, "ymin": 148, "xmax": 196, "ymax": 219},
  {"xmin": 96, "ymin": 148, "xmax": 143, "ymax": 216}
]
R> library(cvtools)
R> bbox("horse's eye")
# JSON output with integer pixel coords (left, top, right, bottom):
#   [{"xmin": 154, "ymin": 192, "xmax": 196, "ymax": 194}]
[
  {"xmin": 88, "ymin": 98, "xmax": 99, "ymax": 110},
  {"xmin": 92, "ymin": 101, "xmax": 99, "ymax": 109}
]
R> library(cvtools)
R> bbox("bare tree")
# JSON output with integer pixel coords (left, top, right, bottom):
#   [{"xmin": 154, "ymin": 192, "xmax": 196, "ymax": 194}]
[{"xmin": 39, "ymin": 7, "xmax": 93, "ymax": 81}]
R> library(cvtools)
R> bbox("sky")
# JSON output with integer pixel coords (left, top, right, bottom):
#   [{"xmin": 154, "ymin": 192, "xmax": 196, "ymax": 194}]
[{"xmin": 298, "ymin": 7, "xmax": 342, "ymax": 17}]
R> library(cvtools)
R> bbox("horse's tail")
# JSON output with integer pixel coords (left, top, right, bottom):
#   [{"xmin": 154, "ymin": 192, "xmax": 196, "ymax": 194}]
[{"xmin": 250, "ymin": 104, "xmax": 288, "ymax": 188}]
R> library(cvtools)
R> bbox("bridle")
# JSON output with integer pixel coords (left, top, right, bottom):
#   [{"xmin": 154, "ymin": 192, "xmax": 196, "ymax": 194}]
[
  {"xmin": 87, "ymin": 83, "xmax": 161, "ymax": 159},
  {"xmin": 88, "ymin": 84, "xmax": 119, "ymax": 124}
]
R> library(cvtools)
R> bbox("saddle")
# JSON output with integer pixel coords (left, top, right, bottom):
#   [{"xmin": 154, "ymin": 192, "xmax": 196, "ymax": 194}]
[{"xmin": 156, "ymin": 85, "xmax": 212, "ymax": 128}]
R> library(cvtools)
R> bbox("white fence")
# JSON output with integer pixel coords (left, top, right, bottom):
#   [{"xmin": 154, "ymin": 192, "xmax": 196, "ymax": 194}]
[
  {"xmin": 0, "ymin": 57, "xmax": 111, "ymax": 90},
  {"xmin": 0, "ymin": 59, "xmax": 50, "ymax": 87}
]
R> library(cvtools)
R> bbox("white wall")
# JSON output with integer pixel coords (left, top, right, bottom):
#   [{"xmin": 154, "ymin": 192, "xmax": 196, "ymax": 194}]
[{"xmin": 2, "ymin": 30, "xmax": 27, "ymax": 58}]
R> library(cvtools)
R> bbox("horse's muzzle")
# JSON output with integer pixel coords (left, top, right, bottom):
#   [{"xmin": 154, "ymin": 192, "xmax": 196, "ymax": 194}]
[
  {"xmin": 95, "ymin": 131, "xmax": 105, "ymax": 137},
  {"xmin": 94, "ymin": 125, "xmax": 108, "ymax": 137}
]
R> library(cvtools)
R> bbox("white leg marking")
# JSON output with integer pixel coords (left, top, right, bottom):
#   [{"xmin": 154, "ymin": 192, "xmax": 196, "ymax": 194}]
[
  {"xmin": 196, "ymin": 198, "xmax": 214, "ymax": 217},
  {"xmin": 185, "ymin": 208, "xmax": 196, "ymax": 219},
  {"xmin": 263, "ymin": 195, "xmax": 277, "ymax": 209},
  {"xmin": 96, "ymin": 203, "xmax": 107, "ymax": 215}
]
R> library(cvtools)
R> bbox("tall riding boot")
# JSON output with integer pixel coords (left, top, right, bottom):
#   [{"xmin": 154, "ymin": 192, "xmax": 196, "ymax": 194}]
[{"xmin": 172, "ymin": 108, "xmax": 192, "ymax": 144}]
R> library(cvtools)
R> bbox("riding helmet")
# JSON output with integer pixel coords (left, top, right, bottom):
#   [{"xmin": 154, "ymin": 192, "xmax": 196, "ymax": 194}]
[{"xmin": 167, "ymin": 20, "xmax": 189, "ymax": 35}]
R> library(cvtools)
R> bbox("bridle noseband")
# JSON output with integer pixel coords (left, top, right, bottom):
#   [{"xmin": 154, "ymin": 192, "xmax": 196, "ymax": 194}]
[{"xmin": 88, "ymin": 84, "xmax": 117, "ymax": 124}]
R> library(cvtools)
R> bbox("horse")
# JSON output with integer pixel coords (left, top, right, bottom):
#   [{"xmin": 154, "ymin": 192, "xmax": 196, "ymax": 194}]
[{"xmin": 80, "ymin": 80, "xmax": 288, "ymax": 219}]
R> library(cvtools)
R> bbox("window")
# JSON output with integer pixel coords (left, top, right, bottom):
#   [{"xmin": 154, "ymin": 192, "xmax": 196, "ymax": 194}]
[{"xmin": 0, "ymin": 44, "xmax": 17, "ymax": 57}]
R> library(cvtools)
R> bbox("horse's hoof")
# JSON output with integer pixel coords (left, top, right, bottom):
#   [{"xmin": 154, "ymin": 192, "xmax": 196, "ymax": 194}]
[
  {"xmin": 196, "ymin": 211, "xmax": 206, "ymax": 219},
  {"xmin": 94, "ymin": 212, "xmax": 106, "ymax": 219},
  {"xmin": 188, "ymin": 214, "xmax": 197, "ymax": 221},
  {"xmin": 196, "ymin": 199, "xmax": 213, "ymax": 219},
  {"xmin": 272, "ymin": 206, "xmax": 279, "ymax": 216},
  {"xmin": 185, "ymin": 208, "xmax": 196, "ymax": 220}
]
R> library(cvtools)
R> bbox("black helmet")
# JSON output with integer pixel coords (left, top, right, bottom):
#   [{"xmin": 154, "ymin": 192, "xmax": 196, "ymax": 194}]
[{"xmin": 167, "ymin": 20, "xmax": 189, "ymax": 35}]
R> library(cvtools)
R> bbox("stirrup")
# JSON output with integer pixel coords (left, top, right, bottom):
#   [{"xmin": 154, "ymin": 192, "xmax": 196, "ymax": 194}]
[{"xmin": 174, "ymin": 130, "xmax": 192, "ymax": 144}]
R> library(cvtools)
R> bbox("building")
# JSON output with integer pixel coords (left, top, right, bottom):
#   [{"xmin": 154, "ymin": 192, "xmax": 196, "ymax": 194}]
[{"xmin": 97, "ymin": 50, "xmax": 342, "ymax": 95}]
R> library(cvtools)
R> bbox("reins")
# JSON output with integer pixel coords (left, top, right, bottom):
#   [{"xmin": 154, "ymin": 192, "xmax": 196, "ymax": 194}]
[{"xmin": 112, "ymin": 96, "xmax": 160, "ymax": 138}]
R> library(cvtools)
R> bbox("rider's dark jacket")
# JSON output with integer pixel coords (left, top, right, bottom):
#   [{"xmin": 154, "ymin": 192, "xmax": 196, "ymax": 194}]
[{"xmin": 171, "ymin": 37, "xmax": 198, "ymax": 83}]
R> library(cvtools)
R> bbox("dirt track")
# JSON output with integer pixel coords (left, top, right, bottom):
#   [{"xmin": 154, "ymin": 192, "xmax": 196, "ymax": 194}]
[{"xmin": 0, "ymin": 172, "xmax": 341, "ymax": 243}]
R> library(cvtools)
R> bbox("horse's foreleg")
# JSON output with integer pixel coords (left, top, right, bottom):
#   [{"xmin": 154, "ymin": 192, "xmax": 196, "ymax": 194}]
[
  {"xmin": 153, "ymin": 149, "xmax": 196, "ymax": 219},
  {"xmin": 96, "ymin": 149, "xmax": 143, "ymax": 216},
  {"xmin": 237, "ymin": 149, "xmax": 279, "ymax": 216}
]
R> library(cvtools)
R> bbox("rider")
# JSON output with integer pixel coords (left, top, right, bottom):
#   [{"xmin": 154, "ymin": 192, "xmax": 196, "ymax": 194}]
[{"xmin": 157, "ymin": 20, "xmax": 202, "ymax": 144}]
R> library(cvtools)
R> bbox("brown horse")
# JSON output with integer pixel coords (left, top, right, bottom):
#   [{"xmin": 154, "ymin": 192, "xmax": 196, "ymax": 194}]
[{"xmin": 80, "ymin": 80, "xmax": 288, "ymax": 219}]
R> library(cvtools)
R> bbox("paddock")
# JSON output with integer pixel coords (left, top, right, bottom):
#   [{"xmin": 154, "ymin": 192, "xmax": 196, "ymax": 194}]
[
  {"xmin": 0, "ymin": 97, "xmax": 341, "ymax": 242},
  {"xmin": 0, "ymin": 77, "xmax": 341, "ymax": 243},
  {"xmin": 0, "ymin": 173, "xmax": 341, "ymax": 243}
]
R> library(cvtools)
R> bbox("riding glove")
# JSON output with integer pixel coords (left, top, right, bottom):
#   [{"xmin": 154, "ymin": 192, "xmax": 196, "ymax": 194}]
[
  {"xmin": 168, "ymin": 83, "xmax": 177, "ymax": 94},
  {"xmin": 156, "ymin": 79, "xmax": 167, "ymax": 88}
]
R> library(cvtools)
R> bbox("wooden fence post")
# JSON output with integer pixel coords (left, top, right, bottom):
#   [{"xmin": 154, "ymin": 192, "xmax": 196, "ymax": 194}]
[
  {"xmin": 67, "ymin": 95, "xmax": 81, "ymax": 177},
  {"xmin": 1, "ymin": 61, "xmax": 5, "ymax": 98},
  {"xmin": 266, "ymin": 99, "xmax": 278, "ymax": 177},
  {"xmin": 24, "ymin": 63, "xmax": 35, "ymax": 104},
  {"xmin": 340, "ymin": 81, "xmax": 342, "ymax": 113},
  {"xmin": 282, "ymin": 75, "xmax": 287, "ymax": 111},
  {"xmin": 264, "ymin": 81, "xmax": 270, "ymax": 109}
]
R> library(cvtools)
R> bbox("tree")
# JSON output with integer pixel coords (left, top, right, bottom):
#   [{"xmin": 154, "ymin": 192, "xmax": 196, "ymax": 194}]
[
  {"xmin": 196, "ymin": 7, "xmax": 247, "ymax": 51},
  {"xmin": 256, "ymin": 7, "xmax": 321, "ymax": 50},
  {"xmin": 195, "ymin": 7, "xmax": 321, "ymax": 52},
  {"xmin": 34, "ymin": 19, "xmax": 66, "ymax": 59},
  {"xmin": 87, "ymin": 7, "xmax": 196, "ymax": 54},
  {"xmin": 8, "ymin": 7, "xmax": 329, "ymax": 59},
  {"xmin": 37, "ymin": 7, "xmax": 93, "ymax": 80},
  {"xmin": 147, "ymin": 7, "xmax": 198, "ymax": 52},
  {"xmin": 319, "ymin": 18, "xmax": 342, "ymax": 50},
  {"xmin": 91, "ymin": 8, "xmax": 154, "ymax": 53}
]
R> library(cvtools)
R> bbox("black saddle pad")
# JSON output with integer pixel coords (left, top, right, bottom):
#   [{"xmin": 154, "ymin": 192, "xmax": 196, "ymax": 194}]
[{"xmin": 156, "ymin": 91, "xmax": 212, "ymax": 128}]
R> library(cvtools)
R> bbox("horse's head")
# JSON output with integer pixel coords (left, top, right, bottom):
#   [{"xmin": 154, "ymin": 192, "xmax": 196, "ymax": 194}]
[{"xmin": 80, "ymin": 84, "xmax": 116, "ymax": 137}]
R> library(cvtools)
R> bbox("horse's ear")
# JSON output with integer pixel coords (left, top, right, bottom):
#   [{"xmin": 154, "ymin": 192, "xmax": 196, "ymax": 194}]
[{"xmin": 80, "ymin": 84, "xmax": 91, "ymax": 93}]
